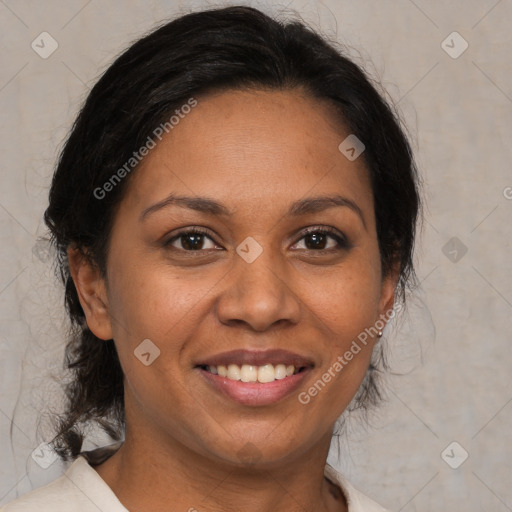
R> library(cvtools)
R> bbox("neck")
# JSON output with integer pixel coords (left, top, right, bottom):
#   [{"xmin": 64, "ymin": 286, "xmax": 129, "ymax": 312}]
[{"xmin": 93, "ymin": 427, "xmax": 346, "ymax": 512}]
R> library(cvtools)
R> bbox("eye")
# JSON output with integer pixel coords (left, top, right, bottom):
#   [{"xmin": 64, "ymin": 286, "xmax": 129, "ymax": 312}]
[
  {"xmin": 164, "ymin": 228, "xmax": 220, "ymax": 251},
  {"xmin": 164, "ymin": 226, "xmax": 349, "ymax": 253},
  {"xmin": 291, "ymin": 226, "xmax": 349, "ymax": 251}
]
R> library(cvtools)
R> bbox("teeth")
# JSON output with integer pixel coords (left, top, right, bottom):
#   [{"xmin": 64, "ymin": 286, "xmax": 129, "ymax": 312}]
[
  {"xmin": 275, "ymin": 364, "xmax": 288, "ymax": 380},
  {"xmin": 205, "ymin": 363, "xmax": 301, "ymax": 383},
  {"xmin": 258, "ymin": 364, "xmax": 276, "ymax": 383},
  {"xmin": 227, "ymin": 364, "xmax": 241, "ymax": 380},
  {"xmin": 240, "ymin": 365, "xmax": 258, "ymax": 382}
]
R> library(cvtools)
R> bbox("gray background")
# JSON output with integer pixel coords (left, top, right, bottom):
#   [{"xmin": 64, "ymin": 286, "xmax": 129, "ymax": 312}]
[{"xmin": 1, "ymin": 1, "xmax": 511, "ymax": 510}]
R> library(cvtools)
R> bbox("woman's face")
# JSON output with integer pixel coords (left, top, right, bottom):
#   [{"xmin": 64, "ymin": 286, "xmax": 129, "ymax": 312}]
[{"xmin": 82, "ymin": 88, "xmax": 397, "ymax": 467}]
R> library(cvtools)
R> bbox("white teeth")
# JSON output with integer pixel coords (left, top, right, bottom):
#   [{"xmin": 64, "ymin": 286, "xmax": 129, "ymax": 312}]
[
  {"xmin": 274, "ymin": 364, "xmax": 287, "ymax": 380},
  {"xmin": 227, "ymin": 364, "xmax": 241, "ymax": 380},
  {"xmin": 204, "ymin": 363, "xmax": 300, "ymax": 383},
  {"xmin": 240, "ymin": 365, "xmax": 258, "ymax": 382},
  {"xmin": 258, "ymin": 364, "xmax": 276, "ymax": 383}
]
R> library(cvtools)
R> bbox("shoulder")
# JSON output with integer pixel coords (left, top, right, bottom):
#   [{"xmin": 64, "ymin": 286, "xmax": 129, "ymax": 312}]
[
  {"xmin": 1, "ymin": 450, "xmax": 126, "ymax": 512},
  {"xmin": 324, "ymin": 463, "xmax": 393, "ymax": 512},
  {"xmin": 1, "ymin": 457, "xmax": 92, "ymax": 512}
]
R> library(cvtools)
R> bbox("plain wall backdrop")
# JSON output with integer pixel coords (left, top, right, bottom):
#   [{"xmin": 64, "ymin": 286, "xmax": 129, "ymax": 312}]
[{"xmin": 0, "ymin": 1, "xmax": 511, "ymax": 511}]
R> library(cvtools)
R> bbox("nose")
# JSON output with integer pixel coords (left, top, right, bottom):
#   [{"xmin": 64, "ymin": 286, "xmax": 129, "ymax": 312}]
[{"xmin": 215, "ymin": 249, "xmax": 301, "ymax": 332}]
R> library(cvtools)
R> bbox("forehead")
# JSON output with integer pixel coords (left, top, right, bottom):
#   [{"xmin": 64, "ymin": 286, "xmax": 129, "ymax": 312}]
[{"xmin": 123, "ymin": 88, "xmax": 373, "ymax": 219}]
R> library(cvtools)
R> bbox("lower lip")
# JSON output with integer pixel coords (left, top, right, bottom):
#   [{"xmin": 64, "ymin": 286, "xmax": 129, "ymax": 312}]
[{"xmin": 197, "ymin": 367, "xmax": 311, "ymax": 406}]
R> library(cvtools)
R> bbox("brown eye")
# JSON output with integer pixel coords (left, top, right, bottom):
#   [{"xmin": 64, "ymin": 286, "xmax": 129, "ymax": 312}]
[
  {"xmin": 291, "ymin": 227, "xmax": 349, "ymax": 251},
  {"xmin": 165, "ymin": 229, "xmax": 218, "ymax": 251},
  {"xmin": 302, "ymin": 232, "xmax": 335, "ymax": 250}
]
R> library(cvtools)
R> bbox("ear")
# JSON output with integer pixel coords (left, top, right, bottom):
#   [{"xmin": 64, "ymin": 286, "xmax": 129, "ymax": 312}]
[
  {"xmin": 377, "ymin": 258, "xmax": 401, "ymax": 327},
  {"xmin": 67, "ymin": 246, "xmax": 113, "ymax": 341}
]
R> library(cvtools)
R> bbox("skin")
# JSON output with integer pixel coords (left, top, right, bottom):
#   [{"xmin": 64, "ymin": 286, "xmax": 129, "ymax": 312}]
[{"xmin": 69, "ymin": 88, "xmax": 398, "ymax": 512}]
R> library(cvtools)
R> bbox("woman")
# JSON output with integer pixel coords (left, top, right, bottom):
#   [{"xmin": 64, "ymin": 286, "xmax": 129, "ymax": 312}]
[{"xmin": 2, "ymin": 5, "xmax": 421, "ymax": 511}]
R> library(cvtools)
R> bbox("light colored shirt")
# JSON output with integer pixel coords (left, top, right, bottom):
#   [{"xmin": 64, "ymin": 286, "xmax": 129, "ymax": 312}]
[{"xmin": 1, "ymin": 445, "xmax": 391, "ymax": 512}]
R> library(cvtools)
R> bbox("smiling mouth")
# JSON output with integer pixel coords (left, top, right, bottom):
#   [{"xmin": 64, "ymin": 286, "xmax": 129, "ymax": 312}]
[{"xmin": 197, "ymin": 363, "xmax": 307, "ymax": 383}]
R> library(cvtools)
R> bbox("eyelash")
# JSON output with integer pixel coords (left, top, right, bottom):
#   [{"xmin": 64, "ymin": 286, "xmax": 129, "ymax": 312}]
[{"xmin": 164, "ymin": 226, "xmax": 350, "ymax": 253}]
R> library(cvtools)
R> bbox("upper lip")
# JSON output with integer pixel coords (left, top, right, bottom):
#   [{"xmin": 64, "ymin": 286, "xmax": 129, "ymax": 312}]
[{"xmin": 195, "ymin": 349, "xmax": 314, "ymax": 368}]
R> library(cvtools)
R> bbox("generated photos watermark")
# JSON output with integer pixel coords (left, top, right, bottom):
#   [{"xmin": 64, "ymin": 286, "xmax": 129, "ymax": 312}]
[
  {"xmin": 93, "ymin": 97, "xmax": 198, "ymax": 200},
  {"xmin": 298, "ymin": 302, "xmax": 403, "ymax": 405}
]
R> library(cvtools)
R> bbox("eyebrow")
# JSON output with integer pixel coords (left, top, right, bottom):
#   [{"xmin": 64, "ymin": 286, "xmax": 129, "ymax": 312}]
[{"xmin": 140, "ymin": 193, "xmax": 366, "ymax": 229}]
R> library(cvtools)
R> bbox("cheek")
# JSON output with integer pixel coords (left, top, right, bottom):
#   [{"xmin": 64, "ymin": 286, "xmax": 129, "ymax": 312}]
[
  {"xmin": 297, "ymin": 271, "xmax": 379, "ymax": 420},
  {"xmin": 304, "ymin": 254, "xmax": 382, "ymax": 342},
  {"xmin": 296, "ymin": 249, "xmax": 382, "ymax": 410},
  {"xmin": 105, "ymin": 252, "xmax": 224, "ymax": 382},
  {"xmin": 107, "ymin": 264, "xmax": 194, "ymax": 338},
  {"xmin": 105, "ymin": 260, "xmax": 204, "ymax": 415}
]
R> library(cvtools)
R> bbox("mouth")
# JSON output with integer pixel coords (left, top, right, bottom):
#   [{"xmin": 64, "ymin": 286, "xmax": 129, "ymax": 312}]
[
  {"xmin": 196, "ymin": 363, "xmax": 307, "ymax": 383},
  {"xmin": 194, "ymin": 349, "xmax": 314, "ymax": 406}
]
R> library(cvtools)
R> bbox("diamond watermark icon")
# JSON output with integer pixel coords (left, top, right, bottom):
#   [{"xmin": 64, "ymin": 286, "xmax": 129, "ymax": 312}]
[
  {"xmin": 236, "ymin": 236, "xmax": 263, "ymax": 263},
  {"xmin": 134, "ymin": 338, "xmax": 161, "ymax": 366},
  {"xmin": 32, "ymin": 239, "xmax": 53, "ymax": 263},
  {"xmin": 442, "ymin": 236, "xmax": 468, "ymax": 263},
  {"xmin": 338, "ymin": 134, "xmax": 365, "ymax": 161},
  {"xmin": 441, "ymin": 32, "xmax": 468, "ymax": 59},
  {"xmin": 31, "ymin": 32, "xmax": 59, "ymax": 59},
  {"xmin": 441, "ymin": 441, "xmax": 469, "ymax": 469},
  {"xmin": 31, "ymin": 442, "xmax": 59, "ymax": 469}
]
